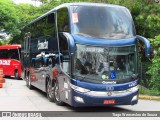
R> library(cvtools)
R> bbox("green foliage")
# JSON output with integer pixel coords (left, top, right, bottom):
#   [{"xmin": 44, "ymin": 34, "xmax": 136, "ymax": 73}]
[
  {"xmin": 0, "ymin": 0, "xmax": 41, "ymax": 43},
  {"xmin": 139, "ymin": 85, "xmax": 151, "ymax": 95},
  {"xmin": 134, "ymin": 4, "xmax": 160, "ymax": 38},
  {"xmin": 147, "ymin": 34, "xmax": 160, "ymax": 95},
  {"xmin": 0, "ymin": 0, "xmax": 18, "ymax": 34},
  {"xmin": 16, "ymin": 4, "xmax": 41, "ymax": 28},
  {"xmin": 139, "ymin": 85, "xmax": 160, "ymax": 96},
  {"xmin": 10, "ymin": 3, "xmax": 42, "ymax": 44}
]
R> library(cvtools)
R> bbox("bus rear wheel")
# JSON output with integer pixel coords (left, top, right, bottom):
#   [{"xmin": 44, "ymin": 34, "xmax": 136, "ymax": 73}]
[
  {"xmin": 14, "ymin": 70, "xmax": 20, "ymax": 80},
  {"xmin": 46, "ymin": 78, "xmax": 55, "ymax": 102},
  {"xmin": 54, "ymin": 80, "xmax": 64, "ymax": 106}
]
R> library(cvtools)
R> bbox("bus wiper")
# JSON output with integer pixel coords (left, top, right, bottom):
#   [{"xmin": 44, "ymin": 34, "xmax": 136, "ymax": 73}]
[
  {"xmin": 131, "ymin": 74, "xmax": 139, "ymax": 80},
  {"xmin": 76, "ymin": 33, "xmax": 92, "ymax": 37},
  {"xmin": 75, "ymin": 75, "xmax": 86, "ymax": 81}
]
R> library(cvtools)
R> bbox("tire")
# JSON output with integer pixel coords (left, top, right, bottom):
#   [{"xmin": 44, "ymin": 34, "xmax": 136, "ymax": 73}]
[
  {"xmin": 14, "ymin": 70, "xmax": 20, "ymax": 80},
  {"xmin": 26, "ymin": 73, "xmax": 33, "ymax": 89},
  {"xmin": 54, "ymin": 80, "xmax": 64, "ymax": 106},
  {"xmin": 46, "ymin": 78, "xmax": 55, "ymax": 102}
]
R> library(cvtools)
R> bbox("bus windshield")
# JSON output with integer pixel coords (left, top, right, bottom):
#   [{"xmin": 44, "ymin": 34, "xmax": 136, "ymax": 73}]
[
  {"xmin": 74, "ymin": 44, "xmax": 137, "ymax": 82},
  {"xmin": 71, "ymin": 5, "xmax": 135, "ymax": 39},
  {"xmin": 0, "ymin": 49, "xmax": 20, "ymax": 60}
]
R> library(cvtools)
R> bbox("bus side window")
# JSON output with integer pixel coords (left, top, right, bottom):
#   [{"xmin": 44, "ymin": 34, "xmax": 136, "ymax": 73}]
[
  {"xmin": 57, "ymin": 7, "xmax": 70, "ymax": 33},
  {"xmin": 57, "ymin": 7, "xmax": 70, "ymax": 74},
  {"xmin": 58, "ymin": 34, "xmax": 70, "ymax": 74}
]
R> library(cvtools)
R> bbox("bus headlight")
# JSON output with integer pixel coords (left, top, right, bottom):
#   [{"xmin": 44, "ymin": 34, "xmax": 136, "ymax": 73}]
[
  {"xmin": 74, "ymin": 96, "xmax": 84, "ymax": 103},
  {"xmin": 131, "ymin": 95, "xmax": 138, "ymax": 105},
  {"xmin": 132, "ymin": 95, "xmax": 138, "ymax": 101},
  {"xmin": 70, "ymin": 84, "xmax": 90, "ymax": 93}
]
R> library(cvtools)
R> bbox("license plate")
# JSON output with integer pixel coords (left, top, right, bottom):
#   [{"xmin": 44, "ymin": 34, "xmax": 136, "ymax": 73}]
[{"xmin": 103, "ymin": 100, "xmax": 115, "ymax": 104}]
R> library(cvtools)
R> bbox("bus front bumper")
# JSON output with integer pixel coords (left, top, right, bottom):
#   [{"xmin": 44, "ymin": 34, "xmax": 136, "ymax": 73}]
[{"xmin": 71, "ymin": 86, "xmax": 138, "ymax": 107}]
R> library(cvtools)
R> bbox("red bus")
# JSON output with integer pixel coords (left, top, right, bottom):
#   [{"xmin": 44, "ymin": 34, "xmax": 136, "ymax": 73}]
[{"xmin": 0, "ymin": 44, "xmax": 22, "ymax": 79}]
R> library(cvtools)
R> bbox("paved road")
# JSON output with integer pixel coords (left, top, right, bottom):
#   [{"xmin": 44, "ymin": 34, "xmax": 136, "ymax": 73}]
[{"xmin": 0, "ymin": 78, "xmax": 159, "ymax": 120}]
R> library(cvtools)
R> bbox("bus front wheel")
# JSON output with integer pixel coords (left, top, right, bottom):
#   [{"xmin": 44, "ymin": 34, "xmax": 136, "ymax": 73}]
[
  {"xmin": 54, "ymin": 80, "xmax": 64, "ymax": 106},
  {"xmin": 46, "ymin": 78, "xmax": 55, "ymax": 102}
]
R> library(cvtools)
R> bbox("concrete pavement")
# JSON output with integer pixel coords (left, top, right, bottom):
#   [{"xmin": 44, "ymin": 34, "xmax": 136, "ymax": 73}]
[
  {"xmin": 0, "ymin": 78, "xmax": 68, "ymax": 111},
  {"xmin": 1, "ymin": 77, "xmax": 160, "ymax": 101},
  {"xmin": 0, "ymin": 78, "xmax": 160, "ymax": 120},
  {"xmin": 0, "ymin": 78, "xmax": 160, "ymax": 111}
]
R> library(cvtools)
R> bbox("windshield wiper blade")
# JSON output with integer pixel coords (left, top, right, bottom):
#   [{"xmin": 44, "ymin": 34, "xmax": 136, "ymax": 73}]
[
  {"xmin": 131, "ymin": 74, "xmax": 139, "ymax": 80},
  {"xmin": 75, "ymin": 75, "xmax": 86, "ymax": 81}
]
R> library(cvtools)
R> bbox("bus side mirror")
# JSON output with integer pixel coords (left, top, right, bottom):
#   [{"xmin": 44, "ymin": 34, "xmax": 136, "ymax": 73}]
[{"xmin": 137, "ymin": 35, "xmax": 151, "ymax": 57}]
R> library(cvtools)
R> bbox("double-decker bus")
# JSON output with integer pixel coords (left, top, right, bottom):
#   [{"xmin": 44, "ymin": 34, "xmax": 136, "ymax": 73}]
[
  {"xmin": 0, "ymin": 44, "xmax": 22, "ymax": 79},
  {"xmin": 22, "ymin": 3, "xmax": 150, "ymax": 107}
]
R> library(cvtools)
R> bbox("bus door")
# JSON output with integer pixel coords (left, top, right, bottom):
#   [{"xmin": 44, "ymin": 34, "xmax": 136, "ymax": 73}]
[
  {"xmin": 56, "ymin": 8, "xmax": 72, "ymax": 103},
  {"xmin": 23, "ymin": 32, "xmax": 32, "ymax": 82},
  {"xmin": 24, "ymin": 33, "xmax": 31, "ymax": 70},
  {"xmin": 58, "ymin": 33, "xmax": 71, "ymax": 103}
]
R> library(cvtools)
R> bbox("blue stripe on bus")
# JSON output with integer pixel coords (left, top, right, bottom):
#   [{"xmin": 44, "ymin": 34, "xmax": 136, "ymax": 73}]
[
  {"xmin": 72, "ymin": 35, "xmax": 136, "ymax": 46},
  {"xmin": 71, "ymin": 79, "xmax": 138, "ymax": 91}
]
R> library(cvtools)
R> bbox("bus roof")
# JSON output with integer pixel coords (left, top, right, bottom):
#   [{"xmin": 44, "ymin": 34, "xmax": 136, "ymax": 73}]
[
  {"xmin": 55, "ymin": 2, "xmax": 126, "ymax": 9},
  {"xmin": 25, "ymin": 2, "xmax": 127, "ymax": 28},
  {"xmin": 0, "ymin": 44, "xmax": 21, "ymax": 50}
]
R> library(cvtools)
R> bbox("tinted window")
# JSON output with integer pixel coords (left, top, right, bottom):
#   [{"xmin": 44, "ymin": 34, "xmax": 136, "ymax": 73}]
[
  {"xmin": 32, "ymin": 13, "xmax": 56, "ymax": 39},
  {"xmin": 0, "ymin": 50, "xmax": 7, "ymax": 58},
  {"xmin": 74, "ymin": 44, "xmax": 137, "ymax": 81},
  {"xmin": 57, "ymin": 8, "xmax": 70, "ymax": 32},
  {"xmin": 0, "ymin": 49, "xmax": 20, "ymax": 60},
  {"xmin": 26, "ymin": 13, "xmax": 58, "ymax": 68},
  {"xmin": 29, "ymin": 13, "xmax": 58, "ymax": 53},
  {"xmin": 71, "ymin": 6, "xmax": 135, "ymax": 39},
  {"xmin": 59, "ymin": 34, "xmax": 70, "ymax": 74}
]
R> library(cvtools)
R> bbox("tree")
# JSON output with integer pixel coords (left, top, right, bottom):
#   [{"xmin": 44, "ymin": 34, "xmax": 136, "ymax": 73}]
[
  {"xmin": 0, "ymin": 0, "xmax": 19, "ymax": 36},
  {"xmin": 147, "ymin": 35, "xmax": 160, "ymax": 95},
  {"xmin": 16, "ymin": 4, "xmax": 41, "ymax": 29},
  {"xmin": 10, "ymin": 3, "xmax": 42, "ymax": 44}
]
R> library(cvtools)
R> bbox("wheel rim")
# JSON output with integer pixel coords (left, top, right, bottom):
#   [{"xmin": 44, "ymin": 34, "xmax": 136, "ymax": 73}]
[
  {"xmin": 47, "ymin": 80, "xmax": 54, "ymax": 98},
  {"xmin": 55, "ymin": 83, "xmax": 60, "ymax": 101}
]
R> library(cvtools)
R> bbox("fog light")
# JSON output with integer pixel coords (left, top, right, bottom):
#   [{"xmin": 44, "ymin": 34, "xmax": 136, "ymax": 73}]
[
  {"xmin": 131, "ymin": 95, "xmax": 138, "ymax": 102},
  {"xmin": 74, "ymin": 96, "xmax": 84, "ymax": 103}
]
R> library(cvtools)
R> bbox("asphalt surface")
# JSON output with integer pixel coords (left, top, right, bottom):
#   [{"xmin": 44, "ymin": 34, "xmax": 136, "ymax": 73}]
[{"xmin": 0, "ymin": 78, "xmax": 159, "ymax": 120}]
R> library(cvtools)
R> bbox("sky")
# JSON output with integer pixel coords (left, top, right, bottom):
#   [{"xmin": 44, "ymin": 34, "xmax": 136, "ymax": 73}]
[{"xmin": 12, "ymin": 0, "xmax": 42, "ymax": 6}]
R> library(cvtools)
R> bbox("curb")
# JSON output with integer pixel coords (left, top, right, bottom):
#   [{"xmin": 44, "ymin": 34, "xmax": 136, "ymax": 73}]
[{"xmin": 139, "ymin": 95, "xmax": 160, "ymax": 101}]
